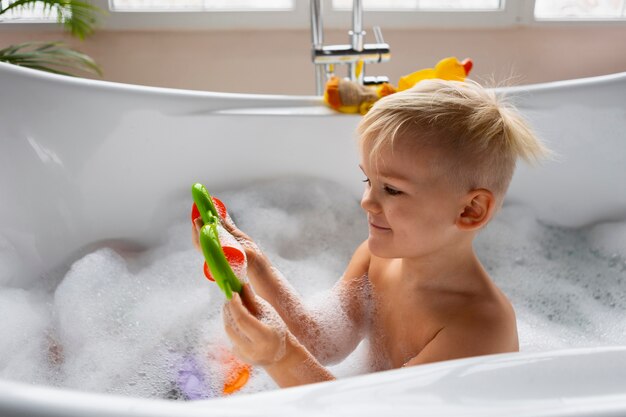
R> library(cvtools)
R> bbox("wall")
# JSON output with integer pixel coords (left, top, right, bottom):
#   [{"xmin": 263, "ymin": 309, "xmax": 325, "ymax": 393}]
[{"xmin": 2, "ymin": 26, "xmax": 626, "ymax": 94}]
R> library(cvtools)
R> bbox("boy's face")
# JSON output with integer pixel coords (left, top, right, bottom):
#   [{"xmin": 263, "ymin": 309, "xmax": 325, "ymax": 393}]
[{"xmin": 359, "ymin": 138, "xmax": 466, "ymax": 259}]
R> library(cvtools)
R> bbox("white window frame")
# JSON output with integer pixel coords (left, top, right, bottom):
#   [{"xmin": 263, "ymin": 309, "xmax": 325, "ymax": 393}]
[
  {"xmin": 1, "ymin": 0, "xmax": 625, "ymax": 32},
  {"xmin": 527, "ymin": 0, "xmax": 626, "ymax": 27}
]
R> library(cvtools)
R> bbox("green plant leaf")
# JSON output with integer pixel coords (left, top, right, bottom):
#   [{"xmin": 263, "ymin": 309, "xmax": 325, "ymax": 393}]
[{"xmin": 0, "ymin": 41, "xmax": 102, "ymax": 76}]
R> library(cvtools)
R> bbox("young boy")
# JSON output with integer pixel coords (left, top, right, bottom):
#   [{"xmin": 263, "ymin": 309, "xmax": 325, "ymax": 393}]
[{"xmin": 195, "ymin": 79, "xmax": 550, "ymax": 388}]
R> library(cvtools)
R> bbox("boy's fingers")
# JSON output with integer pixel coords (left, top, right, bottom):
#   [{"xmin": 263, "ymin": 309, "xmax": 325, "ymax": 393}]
[
  {"xmin": 240, "ymin": 284, "xmax": 261, "ymax": 317},
  {"xmin": 221, "ymin": 216, "xmax": 250, "ymax": 241},
  {"xmin": 223, "ymin": 303, "xmax": 251, "ymax": 346},
  {"xmin": 192, "ymin": 218, "xmax": 203, "ymax": 250},
  {"xmin": 227, "ymin": 293, "xmax": 268, "ymax": 342},
  {"xmin": 191, "ymin": 224, "xmax": 200, "ymax": 249},
  {"xmin": 230, "ymin": 345, "xmax": 250, "ymax": 364},
  {"xmin": 221, "ymin": 214, "xmax": 236, "ymax": 230},
  {"xmin": 224, "ymin": 324, "xmax": 253, "ymax": 363}
]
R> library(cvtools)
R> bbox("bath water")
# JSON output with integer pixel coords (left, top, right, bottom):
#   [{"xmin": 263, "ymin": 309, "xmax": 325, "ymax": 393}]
[{"xmin": 0, "ymin": 177, "xmax": 624, "ymax": 399}]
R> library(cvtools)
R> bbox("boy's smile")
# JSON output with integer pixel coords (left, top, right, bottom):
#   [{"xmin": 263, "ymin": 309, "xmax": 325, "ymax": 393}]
[{"xmin": 368, "ymin": 212, "xmax": 392, "ymax": 231}]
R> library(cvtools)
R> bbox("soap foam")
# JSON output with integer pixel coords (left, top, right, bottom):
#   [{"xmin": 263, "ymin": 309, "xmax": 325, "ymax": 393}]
[
  {"xmin": 0, "ymin": 177, "xmax": 625, "ymax": 399},
  {"xmin": 475, "ymin": 202, "xmax": 626, "ymax": 352},
  {"xmin": 0, "ymin": 288, "xmax": 51, "ymax": 384}
]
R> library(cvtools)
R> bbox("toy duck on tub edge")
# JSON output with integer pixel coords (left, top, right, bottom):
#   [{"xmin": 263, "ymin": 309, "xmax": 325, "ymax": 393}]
[{"xmin": 324, "ymin": 56, "xmax": 473, "ymax": 115}]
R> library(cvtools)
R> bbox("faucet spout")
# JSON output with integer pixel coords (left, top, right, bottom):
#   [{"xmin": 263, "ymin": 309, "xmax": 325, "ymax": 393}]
[{"xmin": 310, "ymin": 0, "xmax": 391, "ymax": 95}]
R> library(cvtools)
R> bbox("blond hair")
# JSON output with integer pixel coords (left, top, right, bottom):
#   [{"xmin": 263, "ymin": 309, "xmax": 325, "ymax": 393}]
[{"xmin": 358, "ymin": 79, "xmax": 551, "ymax": 201}]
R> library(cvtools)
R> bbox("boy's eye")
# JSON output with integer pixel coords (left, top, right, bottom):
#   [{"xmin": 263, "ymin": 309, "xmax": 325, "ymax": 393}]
[
  {"xmin": 384, "ymin": 186, "xmax": 402, "ymax": 196},
  {"xmin": 362, "ymin": 178, "xmax": 371, "ymax": 186}
]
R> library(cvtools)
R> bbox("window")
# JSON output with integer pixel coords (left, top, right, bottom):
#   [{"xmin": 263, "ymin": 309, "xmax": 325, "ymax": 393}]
[
  {"xmin": 2, "ymin": 0, "xmax": 626, "ymax": 28},
  {"xmin": 534, "ymin": 0, "xmax": 626, "ymax": 19},
  {"xmin": 0, "ymin": 1, "xmax": 55, "ymax": 22},
  {"xmin": 332, "ymin": 0, "xmax": 502, "ymax": 11},
  {"xmin": 110, "ymin": 0, "xmax": 293, "ymax": 11}
]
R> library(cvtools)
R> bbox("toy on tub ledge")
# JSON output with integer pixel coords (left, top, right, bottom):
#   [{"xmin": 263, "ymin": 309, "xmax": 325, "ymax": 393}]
[
  {"xmin": 324, "ymin": 56, "xmax": 473, "ymax": 115},
  {"xmin": 175, "ymin": 183, "xmax": 252, "ymax": 398}
]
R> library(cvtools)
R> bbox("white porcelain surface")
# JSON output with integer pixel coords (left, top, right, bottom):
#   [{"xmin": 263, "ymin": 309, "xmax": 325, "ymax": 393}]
[
  {"xmin": 0, "ymin": 347, "xmax": 625, "ymax": 417},
  {"xmin": 1, "ymin": 61, "xmax": 625, "ymax": 416}
]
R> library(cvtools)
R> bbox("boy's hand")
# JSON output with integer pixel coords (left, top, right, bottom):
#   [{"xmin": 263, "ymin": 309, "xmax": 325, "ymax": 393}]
[
  {"xmin": 223, "ymin": 284, "xmax": 289, "ymax": 367},
  {"xmin": 191, "ymin": 214, "xmax": 262, "ymax": 271},
  {"xmin": 191, "ymin": 217, "xmax": 204, "ymax": 251},
  {"xmin": 219, "ymin": 215, "xmax": 263, "ymax": 271}
]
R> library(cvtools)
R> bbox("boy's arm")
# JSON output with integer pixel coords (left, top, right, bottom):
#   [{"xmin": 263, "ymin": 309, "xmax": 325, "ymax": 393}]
[
  {"xmin": 218, "ymin": 210, "xmax": 371, "ymax": 364},
  {"xmin": 264, "ymin": 334, "xmax": 336, "ymax": 388},
  {"xmin": 402, "ymin": 310, "xmax": 518, "ymax": 367},
  {"xmin": 250, "ymin": 240, "xmax": 371, "ymax": 365},
  {"xmin": 223, "ymin": 285, "xmax": 335, "ymax": 388},
  {"xmin": 195, "ymin": 213, "xmax": 370, "ymax": 365}
]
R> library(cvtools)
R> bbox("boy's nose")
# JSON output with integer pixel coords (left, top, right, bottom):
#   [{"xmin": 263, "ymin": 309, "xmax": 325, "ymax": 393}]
[{"xmin": 361, "ymin": 189, "xmax": 382, "ymax": 214}]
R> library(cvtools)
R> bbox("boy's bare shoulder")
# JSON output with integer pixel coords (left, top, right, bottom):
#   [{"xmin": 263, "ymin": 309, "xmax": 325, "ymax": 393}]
[
  {"xmin": 332, "ymin": 240, "xmax": 373, "ymax": 338},
  {"xmin": 456, "ymin": 288, "xmax": 517, "ymax": 338},
  {"xmin": 342, "ymin": 239, "xmax": 371, "ymax": 282},
  {"xmin": 400, "ymin": 278, "xmax": 518, "ymax": 368}
]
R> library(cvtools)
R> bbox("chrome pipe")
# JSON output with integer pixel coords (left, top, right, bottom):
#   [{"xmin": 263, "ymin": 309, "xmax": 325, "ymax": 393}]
[
  {"xmin": 373, "ymin": 26, "xmax": 384, "ymax": 44},
  {"xmin": 314, "ymin": 65, "xmax": 325, "ymax": 96},
  {"xmin": 348, "ymin": 0, "xmax": 365, "ymax": 83},
  {"xmin": 311, "ymin": 0, "xmax": 325, "ymax": 95},
  {"xmin": 310, "ymin": 0, "xmax": 323, "ymax": 50},
  {"xmin": 351, "ymin": 0, "xmax": 365, "ymax": 51},
  {"xmin": 313, "ymin": 44, "xmax": 391, "ymax": 65}
]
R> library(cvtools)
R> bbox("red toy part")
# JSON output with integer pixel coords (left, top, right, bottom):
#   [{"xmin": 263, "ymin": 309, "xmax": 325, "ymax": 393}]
[
  {"xmin": 192, "ymin": 196, "xmax": 244, "ymax": 282},
  {"xmin": 191, "ymin": 197, "xmax": 227, "ymax": 224},
  {"xmin": 191, "ymin": 203, "xmax": 201, "ymax": 223},
  {"xmin": 203, "ymin": 246, "xmax": 245, "ymax": 282},
  {"xmin": 203, "ymin": 261, "xmax": 215, "ymax": 282},
  {"xmin": 212, "ymin": 197, "xmax": 227, "ymax": 220},
  {"xmin": 462, "ymin": 58, "xmax": 473, "ymax": 75}
]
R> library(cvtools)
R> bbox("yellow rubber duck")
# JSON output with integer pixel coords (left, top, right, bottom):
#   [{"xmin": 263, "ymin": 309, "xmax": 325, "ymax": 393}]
[
  {"xmin": 397, "ymin": 57, "xmax": 473, "ymax": 91},
  {"xmin": 323, "ymin": 56, "xmax": 473, "ymax": 115}
]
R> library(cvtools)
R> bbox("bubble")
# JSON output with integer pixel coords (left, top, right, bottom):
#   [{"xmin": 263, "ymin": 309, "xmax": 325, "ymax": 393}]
[
  {"xmin": 476, "ymin": 202, "xmax": 626, "ymax": 352},
  {"xmin": 1, "ymin": 178, "xmax": 625, "ymax": 400},
  {"xmin": 0, "ymin": 235, "xmax": 20, "ymax": 287}
]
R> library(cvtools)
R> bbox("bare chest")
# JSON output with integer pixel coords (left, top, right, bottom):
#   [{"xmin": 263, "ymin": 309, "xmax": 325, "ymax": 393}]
[{"xmin": 365, "ymin": 278, "xmax": 444, "ymax": 370}]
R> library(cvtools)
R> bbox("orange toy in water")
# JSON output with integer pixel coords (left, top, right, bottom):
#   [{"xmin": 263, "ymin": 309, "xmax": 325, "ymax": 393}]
[
  {"xmin": 223, "ymin": 360, "xmax": 251, "ymax": 395},
  {"xmin": 208, "ymin": 347, "xmax": 252, "ymax": 395}
]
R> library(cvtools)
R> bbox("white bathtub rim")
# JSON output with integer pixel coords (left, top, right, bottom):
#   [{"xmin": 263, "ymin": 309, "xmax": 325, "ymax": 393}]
[
  {"xmin": 1, "ymin": 345, "xmax": 626, "ymax": 417},
  {"xmin": 1, "ymin": 60, "xmax": 625, "ymax": 104},
  {"xmin": 0, "ymin": 60, "xmax": 322, "ymax": 103},
  {"xmin": 492, "ymin": 69, "xmax": 626, "ymax": 94}
]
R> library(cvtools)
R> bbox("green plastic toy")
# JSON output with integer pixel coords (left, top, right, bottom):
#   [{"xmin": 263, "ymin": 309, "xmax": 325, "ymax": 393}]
[{"xmin": 191, "ymin": 183, "xmax": 243, "ymax": 300}]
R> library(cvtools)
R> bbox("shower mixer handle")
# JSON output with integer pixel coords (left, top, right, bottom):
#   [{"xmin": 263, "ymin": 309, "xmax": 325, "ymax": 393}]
[{"xmin": 312, "ymin": 43, "xmax": 391, "ymax": 65}]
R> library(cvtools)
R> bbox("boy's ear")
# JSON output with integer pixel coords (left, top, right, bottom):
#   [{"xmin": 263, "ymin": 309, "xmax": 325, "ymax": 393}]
[{"xmin": 456, "ymin": 189, "xmax": 495, "ymax": 231}]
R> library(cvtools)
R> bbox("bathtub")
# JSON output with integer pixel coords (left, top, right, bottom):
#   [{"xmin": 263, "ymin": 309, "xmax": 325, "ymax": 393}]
[{"xmin": 1, "ymin": 61, "xmax": 625, "ymax": 416}]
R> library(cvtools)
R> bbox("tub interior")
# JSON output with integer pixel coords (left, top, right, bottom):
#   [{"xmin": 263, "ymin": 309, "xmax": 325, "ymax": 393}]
[{"xmin": 1, "ymin": 62, "xmax": 626, "ymax": 405}]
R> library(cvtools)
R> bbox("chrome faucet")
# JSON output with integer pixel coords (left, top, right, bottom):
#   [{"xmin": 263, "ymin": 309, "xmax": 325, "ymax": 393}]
[{"xmin": 310, "ymin": 0, "xmax": 391, "ymax": 96}]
